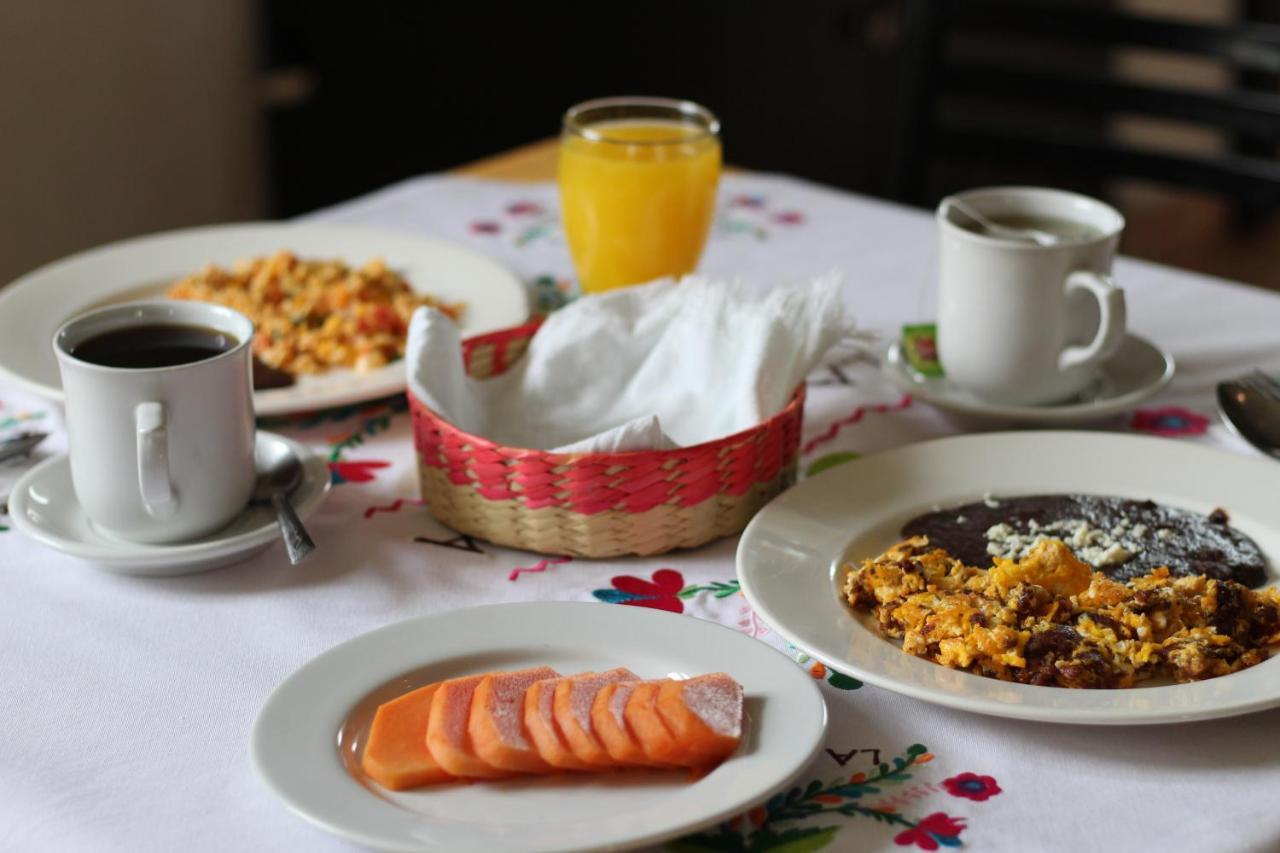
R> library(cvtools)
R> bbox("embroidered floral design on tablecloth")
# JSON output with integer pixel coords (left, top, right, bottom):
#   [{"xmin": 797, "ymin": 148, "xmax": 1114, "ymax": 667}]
[
  {"xmin": 469, "ymin": 198, "xmax": 560, "ymax": 247},
  {"xmin": 1129, "ymin": 406, "xmax": 1210, "ymax": 437},
  {"xmin": 363, "ymin": 497, "xmax": 426, "ymax": 519},
  {"xmin": 671, "ymin": 744, "xmax": 994, "ymax": 851},
  {"xmin": 802, "ymin": 394, "xmax": 912, "ymax": 456},
  {"xmin": 257, "ymin": 393, "xmax": 407, "ymax": 431},
  {"xmin": 714, "ymin": 194, "xmax": 807, "ymax": 241},
  {"xmin": 0, "ymin": 408, "xmax": 47, "ymax": 432},
  {"xmin": 941, "ymin": 773, "xmax": 1001, "ymax": 802},
  {"xmin": 325, "ymin": 405, "xmax": 400, "ymax": 485},
  {"xmin": 592, "ymin": 569, "xmax": 740, "ymax": 613},
  {"xmin": 531, "ymin": 274, "xmax": 576, "ymax": 313},
  {"xmin": 787, "ymin": 646, "xmax": 862, "ymax": 691},
  {"xmin": 509, "ymin": 555, "xmax": 573, "ymax": 581}
]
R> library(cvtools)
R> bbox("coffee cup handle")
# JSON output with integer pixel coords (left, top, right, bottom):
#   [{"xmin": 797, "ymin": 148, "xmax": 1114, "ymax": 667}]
[
  {"xmin": 1059, "ymin": 271, "xmax": 1127, "ymax": 372},
  {"xmin": 136, "ymin": 402, "xmax": 178, "ymax": 520}
]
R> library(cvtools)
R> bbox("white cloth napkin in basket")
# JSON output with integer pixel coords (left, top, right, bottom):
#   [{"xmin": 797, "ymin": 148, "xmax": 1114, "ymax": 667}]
[{"xmin": 407, "ymin": 274, "xmax": 854, "ymax": 453}]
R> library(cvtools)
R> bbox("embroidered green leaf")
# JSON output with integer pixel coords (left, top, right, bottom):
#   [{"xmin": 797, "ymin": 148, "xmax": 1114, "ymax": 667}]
[
  {"xmin": 677, "ymin": 580, "xmax": 741, "ymax": 599},
  {"xmin": 840, "ymin": 806, "xmax": 915, "ymax": 828},
  {"xmin": 751, "ymin": 826, "xmax": 841, "ymax": 852},
  {"xmin": 824, "ymin": 671, "xmax": 862, "ymax": 690},
  {"xmin": 666, "ymin": 827, "xmax": 745, "ymax": 852},
  {"xmin": 805, "ymin": 452, "xmax": 861, "ymax": 478}
]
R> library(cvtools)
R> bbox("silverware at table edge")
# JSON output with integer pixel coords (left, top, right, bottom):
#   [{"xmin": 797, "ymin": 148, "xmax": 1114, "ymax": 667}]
[
  {"xmin": 1217, "ymin": 371, "xmax": 1280, "ymax": 460},
  {"xmin": 0, "ymin": 431, "xmax": 49, "ymax": 464}
]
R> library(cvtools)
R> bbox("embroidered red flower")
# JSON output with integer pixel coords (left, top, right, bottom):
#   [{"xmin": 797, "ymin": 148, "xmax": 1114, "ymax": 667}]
[
  {"xmin": 1129, "ymin": 406, "xmax": 1210, "ymax": 437},
  {"xmin": 894, "ymin": 812, "xmax": 966, "ymax": 850},
  {"xmin": 592, "ymin": 569, "xmax": 685, "ymax": 612},
  {"xmin": 328, "ymin": 459, "xmax": 391, "ymax": 484},
  {"xmin": 772, "ymin": 210, "xmax": 805, "ymax": 225},
  {"xmin": 506, "ymin": 200, "xmax": 544, "ymax": 216},
  {"xmin": 470, "ymin": 220, "xmax": 501, "ymax": 235},
  {"xmin": 942, "ymin": 771, "xmax": 1002, "ymax": 801},
  {"xmin": 731, "ymin": 194, "xmax": 766, "ymax": 208}
]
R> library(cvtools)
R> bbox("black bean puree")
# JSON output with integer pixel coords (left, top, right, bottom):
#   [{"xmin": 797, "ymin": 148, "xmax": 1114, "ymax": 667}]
[{"xmin": 902, "ymin": 494, "xmax": 1267, "ymax": 588}]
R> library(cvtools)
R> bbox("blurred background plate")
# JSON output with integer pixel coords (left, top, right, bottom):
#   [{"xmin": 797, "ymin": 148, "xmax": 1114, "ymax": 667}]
[{"xmin": 0, "ymin": 223, "xmax": 528, "ymax": 415}]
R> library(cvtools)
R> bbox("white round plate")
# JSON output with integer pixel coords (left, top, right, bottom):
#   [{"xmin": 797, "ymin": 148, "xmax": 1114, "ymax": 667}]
[
  {"xmin": 7, "ymin": 431, "xmax": 330, "ymax": 575},
  {"xmin": 887, "ymin": 334, "xmax": 1174, "ymax": 426},
  {"xmin": 0, "ymin": 223, "xmax": 529, "ymax": 415},
  {"xmin": 737, "ymin": 431, "xmax": 1280, "ymax": 725},
  {"xmin": 251, "ymin": 602, "xmax": 828, "ymax": 853}
]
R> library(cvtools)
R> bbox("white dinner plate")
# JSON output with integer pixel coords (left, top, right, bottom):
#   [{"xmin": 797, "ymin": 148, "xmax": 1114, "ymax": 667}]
[
  {"xmin": 886, "ymin": 334, "xmax": 1175, "ymax": 427},
  {"xmin": 251, "ymin": 602, "xmax": 828, "ymax": 852},
  {"xmin": 0, "ymin": 223, "xmax": 529, "ymax": 415},
  {"xmin": 737, "ymin": 431, "xmax": 1280, "ymax": 725}
]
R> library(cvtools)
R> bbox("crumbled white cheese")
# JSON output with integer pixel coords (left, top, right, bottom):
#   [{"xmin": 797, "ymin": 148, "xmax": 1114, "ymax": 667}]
[
  {"xmin": 1095, "ymin": 543, "xmax": 1132, "ymax": 567},
  {"xmin": 984, "ymin": 515, "xmax": 1151, "ymax": 569},
  {"xmin": 982, "ymin": 492, "xmax": 1001, "ymax": 509},
  {"xmin": 956, "ymin": 515, "xmax": 967, "ymax": 524},
  {"xmin": 1156, "ymin": 528, "xmax": 1174, "ymax": 540}
]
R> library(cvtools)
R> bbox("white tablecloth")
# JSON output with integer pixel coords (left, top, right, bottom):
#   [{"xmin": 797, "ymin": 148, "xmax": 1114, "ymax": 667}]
[{"xmin": 3, "ymin": 173, "xmax": 1279, "ymax": 853}]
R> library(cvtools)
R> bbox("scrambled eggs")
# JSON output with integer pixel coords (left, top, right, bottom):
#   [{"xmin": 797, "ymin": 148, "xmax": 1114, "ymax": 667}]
[{"xmin": 843, "ymin": 537, "xmax": 1280, "ymax": 687}]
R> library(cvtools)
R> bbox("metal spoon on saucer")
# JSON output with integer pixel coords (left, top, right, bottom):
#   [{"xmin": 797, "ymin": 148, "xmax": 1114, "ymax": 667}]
[
  {"xmin": 253, "ymin": 440, "xmax": 315, "ymax": 564},
  {"xmin": 941, "ymin": 198, "xmax": 1063, "ymax": 247},
  {"xmin": 1217, "ymin": 371, "xmax": 1280, "ymax": 460}
]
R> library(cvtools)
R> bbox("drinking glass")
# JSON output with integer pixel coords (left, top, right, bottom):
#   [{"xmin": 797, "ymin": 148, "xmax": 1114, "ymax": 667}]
[{"xmin": 559, "ymin": 97, "xmax": 721, "ymax": 294}]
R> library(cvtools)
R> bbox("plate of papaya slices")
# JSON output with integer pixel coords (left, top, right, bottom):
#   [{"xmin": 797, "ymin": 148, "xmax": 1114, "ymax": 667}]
[{"xmin": 251, "ymin": 602, "xmax": 828, "ymax": 852}]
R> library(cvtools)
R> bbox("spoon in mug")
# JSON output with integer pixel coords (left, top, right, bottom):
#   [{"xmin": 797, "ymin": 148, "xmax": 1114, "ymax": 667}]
[
  {"xmin": 253, "ymin": 439, "xmax": 315, "ymax": 564},
  {"xmin": 941, "ymin": 198, "xmax": 1063, "ymax": 247}
]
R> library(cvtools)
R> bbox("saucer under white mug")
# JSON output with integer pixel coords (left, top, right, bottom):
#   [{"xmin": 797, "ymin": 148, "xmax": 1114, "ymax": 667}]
[
  {"xmin": 886, "ymin": 333, "xmax": 1174, "ymax": 427},
  {"xmin": 8, "ymin": 432, "xmax": 330, "ymax": 576}
]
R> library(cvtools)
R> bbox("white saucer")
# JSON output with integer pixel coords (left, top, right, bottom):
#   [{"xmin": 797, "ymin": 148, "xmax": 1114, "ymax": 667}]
[
  {"xmin": 8, "ymin": 431, "xmax": 330, "ymax": 576},
  {"xmin": 886, "ymin": 333, "xmax": 1175, "ymax": 427}
]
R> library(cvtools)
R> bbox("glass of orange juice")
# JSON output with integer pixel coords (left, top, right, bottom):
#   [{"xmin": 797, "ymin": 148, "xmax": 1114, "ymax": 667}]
[{"xmin": 559, "ymin": 97, "xmax": 721, "ymax": 294}]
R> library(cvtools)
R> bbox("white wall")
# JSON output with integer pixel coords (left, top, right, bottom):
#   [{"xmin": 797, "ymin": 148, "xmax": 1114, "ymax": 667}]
[{"xmin": 0, "ymin": 0, "xmax": 265, "ymax": 286}]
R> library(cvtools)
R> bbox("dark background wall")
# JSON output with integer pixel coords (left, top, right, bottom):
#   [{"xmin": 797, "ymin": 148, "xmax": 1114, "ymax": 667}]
[
  {"xmin": 262, "ymin": 1, "xmax": 909, "ymax": 216},
  {"xmin": 4, "ymin": 0, "xmax": 1280, "ymax": 290}
]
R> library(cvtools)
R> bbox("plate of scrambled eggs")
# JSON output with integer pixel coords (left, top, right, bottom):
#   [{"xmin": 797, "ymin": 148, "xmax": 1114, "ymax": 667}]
[
  {"xmin": 0, "ymin": 223, "xmax": 528, "ymax": 415},
  {"xmin": 736, "ymin": 431, "xmax": 1280, "ymax": 724}
]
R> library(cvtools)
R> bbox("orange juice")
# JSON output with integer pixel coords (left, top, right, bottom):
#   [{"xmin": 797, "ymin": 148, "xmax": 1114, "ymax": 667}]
[{"xmin": 559, "ymin": 119, "xmax": 721, "ymax": 293}]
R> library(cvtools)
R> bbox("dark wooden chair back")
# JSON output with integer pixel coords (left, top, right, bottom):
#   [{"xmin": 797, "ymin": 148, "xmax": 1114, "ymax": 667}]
[{"xmin": 895, "ymin": 0, "xmax": 1280, "ymax": 208}]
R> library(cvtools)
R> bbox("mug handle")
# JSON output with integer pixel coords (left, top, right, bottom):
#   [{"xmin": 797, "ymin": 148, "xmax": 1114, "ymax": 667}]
[
  {"xmin": 1059, "ymin": 270, "xmax": 1127, "ymax": 372},
  {"xmin": 136, "ymin": 402, "xmax": 178, "ymax": 520}
]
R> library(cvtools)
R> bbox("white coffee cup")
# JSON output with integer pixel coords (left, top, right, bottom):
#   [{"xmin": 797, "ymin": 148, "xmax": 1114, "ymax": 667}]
[
  {"xmin": 53, "ymin": 300, "xmax": 256, "ymax": 544},
  {"xmin": 936, "ymin": 187, "xmax": 1127, "ymax": 405}
]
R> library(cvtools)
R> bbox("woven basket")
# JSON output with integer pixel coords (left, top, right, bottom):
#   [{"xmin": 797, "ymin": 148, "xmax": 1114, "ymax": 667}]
[{"xmin": 409, "ymin": 321, "xmax": 804, "ymax": 558}]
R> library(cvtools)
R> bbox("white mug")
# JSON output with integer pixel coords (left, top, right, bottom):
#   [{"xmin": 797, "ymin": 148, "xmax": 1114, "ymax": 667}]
[
  {"xmin": 54, "ymin": 301, "xmax": 256, "ymax": 544},
  {"xmin": 936, "ymin": 187, "xmax": 1127, "ymax": 405}
]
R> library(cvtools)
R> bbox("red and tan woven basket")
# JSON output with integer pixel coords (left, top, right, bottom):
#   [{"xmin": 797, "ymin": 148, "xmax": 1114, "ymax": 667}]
[{"xmin": 409, "ymin": 321, "xmax": 805, "ymax": 558}]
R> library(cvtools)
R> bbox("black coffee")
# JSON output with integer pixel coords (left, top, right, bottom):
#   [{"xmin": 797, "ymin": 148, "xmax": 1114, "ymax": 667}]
[{"xmin": 70, "ymin": 324, "xmax": 238, "ymax": 368}]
